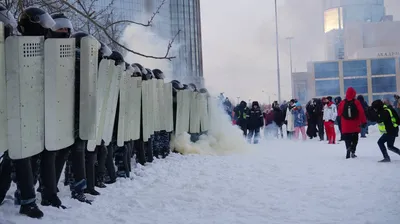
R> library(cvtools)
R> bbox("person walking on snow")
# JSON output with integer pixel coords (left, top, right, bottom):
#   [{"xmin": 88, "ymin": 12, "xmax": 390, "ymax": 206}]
[
  {"xmin": 334, "ymin": 97, "xmax": 343, "ymax": 141},
  {"xmin": 357, "ymin": 95, "xmax": 369, "ymax": 138},
  {"xmin": 323, "ymin": 97, "xmax": 337, "ymax": 144},
  {"xmin": 234, "ymin": 101, "xmax": 249, "ymax": 137},
  {"xmin": 285, "ymin": 99, "xmax": 296, "ymax": 139},
  {"xmin": 247, "ymin": 101, "xmax": 264, "ymax": 144},
  {"xmin": 292, "ymin": 102, "xmax": 307, "ymax": 140},
  {"xmin": 338, "ymin": 87, "xmax": 367, "ymax": 159},
  {"xmin": 371, "ymin": 100, "xmax": 400, "ymax": 162}
]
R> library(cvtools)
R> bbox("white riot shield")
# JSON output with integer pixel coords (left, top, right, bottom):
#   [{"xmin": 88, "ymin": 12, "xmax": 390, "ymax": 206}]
[
  {"xmin": 124, "ymin": 75, "xmax": 133, "ymax": 142},
  {"xmin": 87, "ymin": 59, "xmax": 112, "ymax": 151},
  {"xmin": 175, "ymin": 89, "xmax": 191, "ymax": 135},
  {"xmin": 129, "ymin": 77, "xmax": 142, "ymax": 141},
  {"xmin": 199, "ymin": 93, "xmax": 210, "ymax": 132},
  {"xmin": 102, "ymin": 64, "xmax": 122, "ymax": 145},
  {"xmin": 6, "ymin": 36, "xmax": 45, "ymax": 159},
  {"xmin": 141, "ymin": 80, "xmax": 149, "ymax": 141},
  {"xmin": 154, "ymin": 79, "xmax": 164, "ymax": 132},
  {"xmin": 79, "ymin": 36, "xmax": 99, "ymax": 140},
  {"xmin": 189, "ymin": 92, "xmax": 201, "ymax": 134},
  {"xmin": 163, "ymin": 83, "xmax": 173, "ymax": 132},
  {"xmin": 148, "ymin": 79, "xmax": 156, "ymax": 136},
  {"xmin": 0, "ymin": 23, "xmax": 7, "ymax": 154},
  {"xmin": 117, "ymin": 70, "xmax": 128, "ymax": 147},
  {"xmin": 44, "ymin": 38, "xmax": 75, "ymax": 151}
]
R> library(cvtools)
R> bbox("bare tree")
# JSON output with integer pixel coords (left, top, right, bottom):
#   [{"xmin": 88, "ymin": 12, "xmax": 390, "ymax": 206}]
[{"xmin": 0, "ymin": 0, "xmax": 180, "ymax": 60}]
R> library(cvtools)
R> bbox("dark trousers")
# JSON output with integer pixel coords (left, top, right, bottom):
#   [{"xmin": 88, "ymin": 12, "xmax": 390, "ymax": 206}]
[
  {"xmin": 39, "ymin": 149, "xmax": 58, "ymax": 199},
  {"xmin": 377, "ymin": 134, "xmax": 400, "ymax": 159},
  {"xmin": 95, "ymin": 143, "xmax": 108, "ymax": 183},
  {"xmin": 247, "ymin": 128, "xmax": 260, "ymax": 144},
  {"xmin": 64, "ymin": 138, "xmax": 87, "ymax": 192},
  {"xmin": 343, "ymin": 133, "xmax": 359, "ymax": 153},
  {"xmin": 239, "ymin": 125, "xmax": 247, "ymax": 137},
  {"xmin": 317, "ymin": 118, "xmax": 324, "ymax": 140}
]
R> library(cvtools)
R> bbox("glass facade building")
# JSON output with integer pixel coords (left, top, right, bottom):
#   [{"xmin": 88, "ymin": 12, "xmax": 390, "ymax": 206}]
[
  {"xmin": 311, "ymin": 56, "xmax": 399, "ymax": 103},
  {"xmin": 323, "ymin": 0, "xmax": 386, "ymax": 60},
  {"xmin": 170, "ymin": 0, "xmax": 204, "ymax": 86}
]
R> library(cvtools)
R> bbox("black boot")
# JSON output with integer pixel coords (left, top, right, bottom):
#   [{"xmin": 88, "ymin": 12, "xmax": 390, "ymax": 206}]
[
  {"xmin": 351, "ymin": 152, "xmax": 357, "ymax": 158},
  {"xmin": 379, "ymin": 158, "xmax": 391, "ymax": 162},
  {"xmin": 346, "ymin": 150, "xmax": 351, "ymax": 159},
  {"xmin": 84, "ymin": 188, "xmax": 100, "ymax": 196},
  {"xmin": 19, "ymin": 202, "xmax": 44, "ymax": 219},
  {"xmin": 41, "ymin": 194, "xmax": 66, "ymax": 209},
  {"xmin": 71, "ymin": 190, "xmax": 92, "ymax": 204},
  {"xmin": 95, "ymin": 176, "xmax": 107, "ymax": 188}
]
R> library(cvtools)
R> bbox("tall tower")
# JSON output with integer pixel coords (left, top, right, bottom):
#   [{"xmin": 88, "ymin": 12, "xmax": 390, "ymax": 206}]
[
  {"xmin": 324, "ymin": 0, "xmax": 386, "ymax": 60},
  {"xmin": 170, "ymin": 0, "xmax": 204, "ymax": 87}
]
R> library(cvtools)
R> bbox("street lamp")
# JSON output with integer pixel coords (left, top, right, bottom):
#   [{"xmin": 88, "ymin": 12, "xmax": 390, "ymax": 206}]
[
  {"xmin": 286, "ymin": 36, "xmax": 294, "ymax": 96},
  {"xmin": 274, "ymin": 0, "xmax": 281, "ymax": 103}
]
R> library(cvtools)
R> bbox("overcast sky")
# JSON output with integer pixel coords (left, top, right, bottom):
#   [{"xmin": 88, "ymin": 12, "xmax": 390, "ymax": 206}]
[{"xmin": 200, "ymin": 0, "xmax": 400, "ymax": 104}]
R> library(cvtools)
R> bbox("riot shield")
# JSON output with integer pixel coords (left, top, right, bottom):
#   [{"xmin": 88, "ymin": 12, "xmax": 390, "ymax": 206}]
[
  {"xmin": 141, "ymin": 80, "xmax": 150, "ymax": 142},
  {"xmin": 117, "ymin": 70, "xmax": 128, "ymax": 147},
  {"xmin": 124, "ymin": 75, "xmax": 133, "ymax": 142},
  {"xmin": 130, "ymin": 77, "xmax": 142, "ymax": 141},
  {"xmin": 175, "ymin": 89, "xmax": 191, "ymax": 135},
  {"xmin": 6, "ymin": 36, "xmax": 45, "ymax": 159},
  {"xmin": 163, "ymin": 83, "xmax": 173, "ymax": 132},
  {"xmin": 87, "ymin": 59, "xmax": 112, "ymax": 151},
  {"xmin": 148, "ymin": 79, "xmax": 156, "ymax": 136},
  {"xmin": 189, "ymin": 92, "xmax": 201, "ymax": 134},
  {"xmin": 102, "ymin": 64, "xmax": 122, "ymax": 145},
  {"xmin": 154, "ymin": 79, "xmax": 164, "ymax": 132},
  {"xmin": 79, "ymin": 36, "xmax": 99, "ymax": 140},
  {"xmin": 199, "ymin": 93, "xmax": 210, "ymax": 132},
  {"xmin": 0, "ymin": 23, "xmax": 7, "ymax": 154},
  {"xmin": 44, "ymin": 38, "xmax": 75, "ymax": 151}
]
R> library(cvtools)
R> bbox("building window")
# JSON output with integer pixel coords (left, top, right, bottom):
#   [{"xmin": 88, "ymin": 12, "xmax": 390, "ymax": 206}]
[
  {"xmin": 372, "ymin": 76, "xmax": 397, "ymax": 93},
  {"xmin": 343, "ymin": 60, "xmax": 367, "ymax": 77},
  {"xmin": 324, "ymin": 7, "xmax": 342, "ymax": 33},
  {"xmin": 314, "ymin": 62, "xmax": 339, "ymax": 79},
  {"xmin": 344, "ymin": 78, "xmax": 368, "ymax": 94},
  {"xmin": 371, "ymin": 58, "xmax": 396, "ymax": 75},
  {"xmin": 372, "ymin": 94, "xmax": 395, "ymax": 102},
  {"xmin": 315, "ymin": 79, "xmax": 340, "ymax": 96}
]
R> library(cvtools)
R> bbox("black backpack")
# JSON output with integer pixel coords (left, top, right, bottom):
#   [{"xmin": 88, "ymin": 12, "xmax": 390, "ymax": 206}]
[{"xmin": 342, "ymin": 99, "xmax": 359, "ymax": 120}]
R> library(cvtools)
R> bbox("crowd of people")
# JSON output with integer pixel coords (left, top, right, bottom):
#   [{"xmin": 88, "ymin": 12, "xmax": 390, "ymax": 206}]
[{"xmin": 229, "ymin": 87, "xmax": 400, "ymax": 162}]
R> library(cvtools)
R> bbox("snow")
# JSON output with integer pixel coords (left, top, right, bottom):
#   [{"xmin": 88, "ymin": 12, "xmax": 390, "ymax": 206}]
[{"xmin": 1, "ymin": 126, "xmax": 400, "ymax": 224}]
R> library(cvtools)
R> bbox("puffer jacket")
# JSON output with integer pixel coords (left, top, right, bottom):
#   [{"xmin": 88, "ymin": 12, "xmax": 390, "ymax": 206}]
[
  {"xmin": 338, "ymin": 87, "xmax": 367, "ymax": 134},
  {"xmin": 292, "ymin": 107, "xmax": 306, "ymax": 127},
  {"xmin": 323, "ymin": 101, "xmax": 337, "ymax": 122}
]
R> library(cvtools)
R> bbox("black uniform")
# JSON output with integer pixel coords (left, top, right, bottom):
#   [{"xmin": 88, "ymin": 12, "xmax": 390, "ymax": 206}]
[
  {"xmin": 234, "ymin": 101, "xmax": 249, "ymax": 136},
  {"xmin": 247, "ymin": 101, "xmax": 264, "ymax": 144}
]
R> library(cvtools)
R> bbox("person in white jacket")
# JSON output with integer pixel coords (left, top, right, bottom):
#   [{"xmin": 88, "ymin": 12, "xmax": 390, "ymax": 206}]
[
  {"xmin": 323, "ymin": 97, "xmax": 337, "ymax": 144},
  {"xmin": 285, "ymin": 100, "xmax": 296, "ymax": 139}
]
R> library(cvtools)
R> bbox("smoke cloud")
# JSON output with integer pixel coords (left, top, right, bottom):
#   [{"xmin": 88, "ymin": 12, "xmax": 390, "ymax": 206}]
[{"xmin": 201, "ymin": 0, "xmax": 400, "ymax": 103}]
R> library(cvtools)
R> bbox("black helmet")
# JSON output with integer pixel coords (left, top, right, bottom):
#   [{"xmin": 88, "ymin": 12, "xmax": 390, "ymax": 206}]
[
  {"xmin": 152, "ymin": 69, "xmax": 165, "ymax": 79},
  {"xmin": 99, "ymin": 41, "xmax": 112, "ymax": 58},
  {"xmin": 71, "ymin": 31, "xmax": 94, "ymax": 49},
  {"xmin": 199, "ymin": 88, "xmax": 208, "ymax": 93},
  {"xmin": 371, "ymin": 99, "xmax": 384, "ymax": 111},
  {"xmin": 182, "ymin": 84, "xmax": 189, "ymax": 89},
  {"xmin": 0, "ymin": 5, "xmax": 17, "ymax": 38},
  {"xmin": 145, "ymin": 68, "xmax": 154, "ymax": 79},
  {"xmin": 171, "ymin": 80, "xmax": 184, "ymax": 90},
  {"xmin": 17, "ymin": 7, "xmax": 55, "ymax": 36},
  {"xmin": 131, "ymin": 63, "xmax": 142, "ymax": 77},
  {"xmin": 133, "ymin": 63, "xmax": 151, "ymax": 80},
  {"xmin": 108, "ymin": 51, "xmax": 124, "ymax": 65},
  {"xmin": 188, "ymin": 83, "xmax": 197, "ymax": 91},
  {"xmin": 48, "ymin": 13, "xmax": 72, "ymax": 38}
]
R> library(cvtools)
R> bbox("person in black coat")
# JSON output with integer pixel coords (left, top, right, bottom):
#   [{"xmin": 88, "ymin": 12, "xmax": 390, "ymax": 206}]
[
  {"xmin": 272, "ymin": 101, "xmax": 284, "ymax": 138},
  {"xmin": 357, "ymin": 95, "xmax": 369, "ymax": 138},
  {"xmin": 234, "ymin": 101, "xmax": 249, "ymax": 136},
  {"xmin": 306, "ymin": 99, "xmax": 318, "ymax": 139},
  {"xmin": 371, "ymin": 100, "xmax": 400, "ymax": 162},
  {"xmin": 334, "ymin": 96, "xmax": 343, "ymax": 140},
  {"xmin": 247, "ymin": 101, "xmax": 264, "ymax": 144}
]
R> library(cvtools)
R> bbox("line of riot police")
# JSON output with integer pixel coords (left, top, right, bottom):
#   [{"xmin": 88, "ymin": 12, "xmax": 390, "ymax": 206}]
[{"xmin": 0, "ymin": 7, "xmax": 211, "ymax": 219}]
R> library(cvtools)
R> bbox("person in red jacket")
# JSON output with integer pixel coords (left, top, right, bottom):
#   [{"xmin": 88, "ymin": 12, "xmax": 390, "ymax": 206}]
[{"xmin": 338, "ymin": 87, "xmax": 367, "ymax": 159}]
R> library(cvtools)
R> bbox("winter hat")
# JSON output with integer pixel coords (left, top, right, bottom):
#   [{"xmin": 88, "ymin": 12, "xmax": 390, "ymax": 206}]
[
  {"xmin": 295, "ymin": 102, "xmax": 301, "ymax": 107},
  {"xmin": 327, "ymin": 96, "xmax": 333, "ymax": 101}
]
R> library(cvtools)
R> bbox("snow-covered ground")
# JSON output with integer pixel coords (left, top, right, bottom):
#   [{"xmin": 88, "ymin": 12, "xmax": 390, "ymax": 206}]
[{"xmin": 1, "ymin": 126, "xmax": 400, "ymax": 224}]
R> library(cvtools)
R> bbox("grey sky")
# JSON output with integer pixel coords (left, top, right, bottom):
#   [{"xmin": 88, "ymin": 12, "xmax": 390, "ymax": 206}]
[{"xmin": 201, "ymin": 0, "xmax": 400, "ymax": 103}]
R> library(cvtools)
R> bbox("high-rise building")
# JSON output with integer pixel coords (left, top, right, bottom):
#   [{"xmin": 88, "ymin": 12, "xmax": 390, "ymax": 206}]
[
  {"xmin": 170, "ymin": 0, "xmax": 204, "ymax": 87},
  {"xmin": 323, "ymin": 0, "xmax": 386, "ymax": 60}
]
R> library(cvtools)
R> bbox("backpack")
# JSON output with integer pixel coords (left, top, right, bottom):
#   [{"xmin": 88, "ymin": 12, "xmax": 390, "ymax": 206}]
[{"xmin": 342, "ymin": 99, "xmax": 359, "ymax": 120}]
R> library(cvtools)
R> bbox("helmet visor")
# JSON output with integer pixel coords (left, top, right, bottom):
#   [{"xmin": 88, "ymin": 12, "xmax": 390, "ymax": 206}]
[
  {"xmin": 51, "ymin": 17, "xmax": 73, "ymax": 31},
  {"xmin": 0, "ymin": 9, "xmax": 17, "ymax": 29}
]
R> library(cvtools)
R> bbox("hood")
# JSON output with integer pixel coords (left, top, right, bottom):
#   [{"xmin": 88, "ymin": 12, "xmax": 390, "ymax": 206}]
[
  {"xmin": 334, "ymin": 96, "xmax": 342, "ymax": 104},
  {"xmin": 252, "ymin": 101, "xmax": 260, "ymax": 108},
  {"xmin": 357, "ymin": 95, "xmax": 365, "ymax": 104},
  {"xmin": 345, "ymin": 87, "xmax": 356, "ymax": 100},
  {"xmin": 239, "ymin": 101, "xmax": 247, "ymax": 108}
]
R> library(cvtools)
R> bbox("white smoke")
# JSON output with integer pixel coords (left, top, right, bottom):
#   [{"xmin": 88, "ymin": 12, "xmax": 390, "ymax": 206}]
[
  {"xmin": 120, "ymin": 19, "xmax": 176, "ymax": 79},
  {"xmin": 171, "ymin": 98, "xmax": 252, "ymax": 155}
]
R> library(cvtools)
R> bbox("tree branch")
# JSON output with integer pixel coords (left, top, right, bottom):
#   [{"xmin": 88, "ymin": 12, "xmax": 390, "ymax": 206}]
[{"xmin": 60, "ymin": 0, "xmax": 177, "ymax": 60}]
